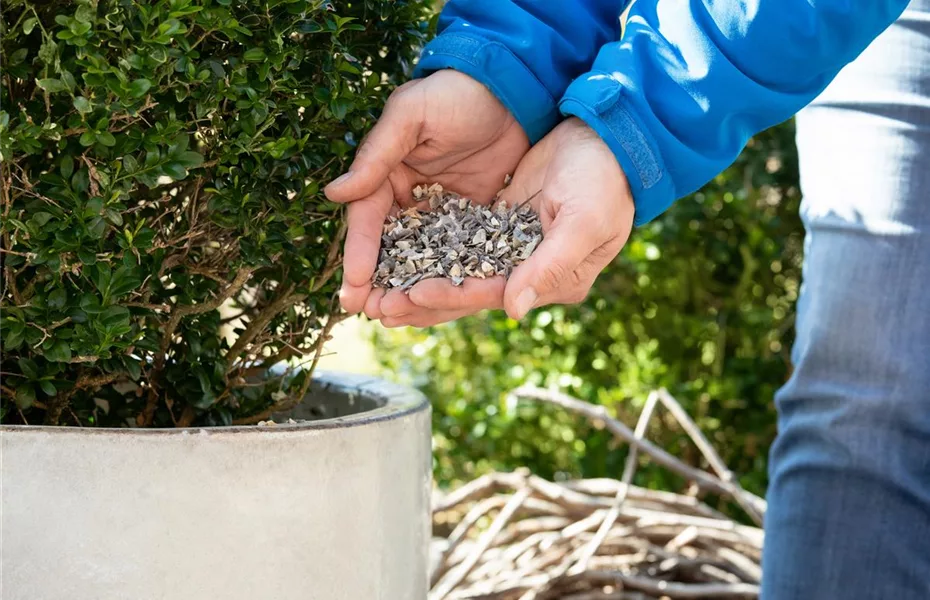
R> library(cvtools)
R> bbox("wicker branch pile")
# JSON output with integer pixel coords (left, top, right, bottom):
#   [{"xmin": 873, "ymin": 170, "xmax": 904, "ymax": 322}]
[{"xmin": 429, "ymin": 387, "xmax": 767, "ymax": 600}]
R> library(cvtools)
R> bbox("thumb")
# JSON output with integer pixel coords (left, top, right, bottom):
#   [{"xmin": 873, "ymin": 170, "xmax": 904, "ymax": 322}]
[
  {"xmin": 503, "ymin": 210, "xmax": 595, "ymax": 320},
  {"xmin": 324, "ymin": 85, "xmax": 423, "ymax": 203}
]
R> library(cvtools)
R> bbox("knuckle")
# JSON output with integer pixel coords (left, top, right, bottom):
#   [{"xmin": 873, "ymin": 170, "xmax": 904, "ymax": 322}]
[
  {"xmin": 386, "ymin": 82, "xmax": 419, "ymax": 114},
  {"xmin": 537, "ymin": 261, "xmax": 570, "ymax": 293}
]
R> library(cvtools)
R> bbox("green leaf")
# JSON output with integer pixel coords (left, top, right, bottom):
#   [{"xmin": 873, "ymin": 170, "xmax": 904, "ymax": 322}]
[
  {"xmin": 133, "ymin": 228, "xmax": 155, "ymax": 249},
  {"xmin": 144, "ymin": 150, "xmax": 159, "ymax": 168},
  {"xmin": 124, "ymin": 357, "xmax": 142, "ymax": 380},
  {"xmin": 94, "ymin": 263, "xmax": 112, "ymax": 294},
  {"xmin": 32, "ymin": 211, "xmax": 54, "ymax": 227},
  {"xmin": 162, "ymin": 162, "xmax": 187, "ymax": 180},
  {"xmin": 87, "ymin": 216, "xmax": 107, "ymax": 238},
  {"xmin": 168, "ymin": 134, "xmax": 190, "ymax": 156},
  {"xmin": 109, "ymin": 266, "xmax": 141, "ymax": 298},
  {"xmin": 150, "ymin": 47, "xmax": 168, "ymax": 63},
  {"xmin": 75, "ymin": 3, "xmax": 96, "ymax": 23},
  {"xmin": 80, "ymin": 293, "xmax": 104, "ymax": 314},
  {"xmin": 73, "ymin": 96, "xmax": 93, "ymax": 114},
  {"xmin": 128, "ymin": 79, "xmax": 152, "ymax": 98},
  {"xmin": 3, "ymin": 327, "xmax": 24, "ymax": 349},
  {"xmin": 78, "ymin": 248, "xmax": 97, "ymax": 265},
  {"xmin": 243, "ymin": 48, "xmax": 266, "ymax": 62},
  {"xmin": 69, "ymin": 21, "xmax": 92, "ymax": 36},
  {"xmin": 96, "ymin": 131, "xmax": 116, "ymax": 147},
  {"xmin": 100, "ymin": 305, "xmax": 131, "ymax": 334},
  {"xmin": 15, "ymin": 385, "xmax": 36, "ymax": 409},
  {"xmin": 79, "ymin": 131, "xmax": 97, "ymax": 146},
  {"xmin": 23, "ymin": 18, "xmax": 37, "ymax": 35},
  {"xmin": 330, "ymin": 97, "xmax": 352, "ymax": 120},
  {"xmin": 10, "ymin": 48, "xmax": 29, "ymax": 65},
  {"xmin": 60, "ymin": 70, "xmax": 77, "ymax": 91},
  {"xmin": 36, "ymin": 78, "xmax": 67, "ymax": 93},
  {"xmin": 104, "ymin": 208, "xmax": 123, "ymax": 226},
  {"xmin": 85, "ymin": 196, "xmax": 104, "ymax": 216},
  {"xmin": 123, "ymin": 154, "xmax": 139, "ymax": 174},
  {"xmin": 44, "ymin": 340, "xmax": 73, "ymax": 363},
  {"xmin": 60, "ymin": 156, "xmax": 75, "ymax": 179},
  {"xmin": 48, "ymin": 288, "xmax": 68, "ymax": 310},
  {"xmin": 176, "ymin": 151, "xmax": 203, "ymax": 169},
  {"xmin": 18, "ymin": 358, "xmax": 39, "ymax": 379},
  {"xmin": 39, "ymin": 379, "xmax": 58, "ymax": 396},
  {"xmin": 72, "ymin": 168, "xmax": 90, "ymax": 192}
]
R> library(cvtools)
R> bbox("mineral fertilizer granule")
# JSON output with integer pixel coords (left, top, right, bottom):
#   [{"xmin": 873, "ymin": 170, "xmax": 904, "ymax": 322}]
[{"xmin": 373, "ymin": 183, "xmax": 543, "ymax": 291}]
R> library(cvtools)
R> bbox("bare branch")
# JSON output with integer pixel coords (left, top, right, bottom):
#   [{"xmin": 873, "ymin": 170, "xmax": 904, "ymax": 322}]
[
  {"xmin": 45, "ymin": 372, "xmax": 122, "ymax": 426},
  {"xmin": 429, "ymin": 389, "xmax": 766, "ymax": 600},
  {"xmin": 138, "ymin": 267, "xmax": 255, "ymax": 426}
]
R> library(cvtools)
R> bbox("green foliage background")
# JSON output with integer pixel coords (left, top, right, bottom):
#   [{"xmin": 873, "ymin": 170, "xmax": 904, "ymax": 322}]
[
  {"xmin": 1, "ymin": 0, "xmax": 430, "ymax": 426},
  {"xmin": 376, "ymin": 123, "xmax": 802, "ymax": 500}
]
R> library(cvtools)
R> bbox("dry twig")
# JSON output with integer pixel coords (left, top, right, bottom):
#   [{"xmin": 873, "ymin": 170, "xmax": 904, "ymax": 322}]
[{"xmin": 429, "ymin": 388, "xmax": 765, "ymax": 600}]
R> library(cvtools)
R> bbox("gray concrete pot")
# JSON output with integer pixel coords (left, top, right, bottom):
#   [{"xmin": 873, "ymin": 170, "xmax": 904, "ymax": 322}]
[{"xmin": 1, "ymin": 371, "xmax": 432, "ymax": 600}]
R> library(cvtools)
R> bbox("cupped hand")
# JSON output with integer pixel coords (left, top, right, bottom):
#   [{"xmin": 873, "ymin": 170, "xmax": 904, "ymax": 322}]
[
  {"xmin": 324, "ymin": 70, "xmax": 530, "ymax": 314},
  {"xmin": 378, "ymin": 117, "xmax": 635, "ymax": 327}
]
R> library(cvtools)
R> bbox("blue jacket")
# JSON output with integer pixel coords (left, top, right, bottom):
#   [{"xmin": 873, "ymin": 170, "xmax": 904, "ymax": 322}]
[{"xmin": 414, "ymin": 0, "xmax": 910, "ymax": 225}]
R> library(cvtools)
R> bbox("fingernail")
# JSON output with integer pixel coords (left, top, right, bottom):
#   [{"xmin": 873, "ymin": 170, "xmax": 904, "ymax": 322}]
[
  {"xmin": 513, "ymin": 288, "xmax": 538, "ymax": 320},
  {"xmin": 327, "ymin": 171, "xmax": 353, "ymax": 189}
]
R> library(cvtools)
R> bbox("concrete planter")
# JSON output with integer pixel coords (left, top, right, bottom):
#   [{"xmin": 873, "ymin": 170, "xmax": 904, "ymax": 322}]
[{"xmin": 1, "ymin": 372, "xmax": 432, "ymax": 600}]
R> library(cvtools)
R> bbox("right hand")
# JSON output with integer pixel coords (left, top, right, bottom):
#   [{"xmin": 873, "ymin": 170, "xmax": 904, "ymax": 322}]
[{"xmin": 324, "ymin": 70, "xmax": 530, "ymax": 315}]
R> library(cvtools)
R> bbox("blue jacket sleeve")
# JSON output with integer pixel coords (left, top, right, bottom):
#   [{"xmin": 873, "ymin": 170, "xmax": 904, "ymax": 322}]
[
  {"xmin": 413, "ymin": 0, "xmax": 626, "ymax": 144},
  {"xmin": 559, "ymin": 0, "xmax": 911, "ymax": 225}
]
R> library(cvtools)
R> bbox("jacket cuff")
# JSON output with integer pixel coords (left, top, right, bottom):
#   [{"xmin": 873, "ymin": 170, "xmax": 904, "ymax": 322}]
[
  {"xmin": 414, "ymin": 33, "xmax": 559, "ymax": 144},
  {"xmin": 559, "ymin": 73, "xmax": 675, "ymax": 226}
]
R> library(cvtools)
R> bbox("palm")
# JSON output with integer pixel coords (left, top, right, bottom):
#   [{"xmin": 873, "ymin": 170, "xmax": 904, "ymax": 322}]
[{"xmin": 378, "ymin": 71, "xmax": 529, "ymax": 206}]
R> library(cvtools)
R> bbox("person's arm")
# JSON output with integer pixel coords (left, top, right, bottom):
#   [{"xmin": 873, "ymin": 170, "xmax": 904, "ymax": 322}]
[
  {"xmin": 559, "ymin": 0, "xmax": 911, "ymax": 225},
  {"xmin": 414, "ymin": 0, "xmax": 627, "ymax": 144}
]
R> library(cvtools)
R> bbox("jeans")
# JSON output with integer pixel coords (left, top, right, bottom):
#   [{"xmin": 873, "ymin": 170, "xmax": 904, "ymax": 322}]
[{"xmin": 762, "ymin": 0, "xmax": 930, "ymax": 598}]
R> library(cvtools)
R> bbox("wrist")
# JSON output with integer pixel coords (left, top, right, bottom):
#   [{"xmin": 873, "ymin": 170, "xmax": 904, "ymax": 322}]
[{"xmin": 414, "ymin": 32, "xmax": 558, "ymax": 143}]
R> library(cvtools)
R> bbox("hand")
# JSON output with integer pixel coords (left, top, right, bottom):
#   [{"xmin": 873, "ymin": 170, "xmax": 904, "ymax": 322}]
[
  {"xmin": 378, "ymin": 117, "xmax": 635, "ymax": 327},
  {"xmin": 324, "ymin": 70, "xmax": 530, "ymax": 315}
]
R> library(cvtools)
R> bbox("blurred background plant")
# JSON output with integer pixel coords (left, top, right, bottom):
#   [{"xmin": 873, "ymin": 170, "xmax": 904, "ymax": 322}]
[{"xmin": 374, "ymin": 122, "xmax": 802, "ymax": 503}]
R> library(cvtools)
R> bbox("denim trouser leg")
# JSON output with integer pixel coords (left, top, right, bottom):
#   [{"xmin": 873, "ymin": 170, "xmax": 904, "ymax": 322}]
[{"xmin": 761, "ymin": 2, "xmax": 930, "ymax": 598}]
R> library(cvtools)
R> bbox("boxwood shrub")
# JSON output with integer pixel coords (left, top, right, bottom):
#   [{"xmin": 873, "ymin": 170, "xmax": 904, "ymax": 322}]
[{"xmin": 0, "ymin": 0, "xmax": 431, "ymax": 426}]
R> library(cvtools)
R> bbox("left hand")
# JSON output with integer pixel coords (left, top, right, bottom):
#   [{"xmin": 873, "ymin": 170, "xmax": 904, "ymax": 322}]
[{"xmin": 377, "ymin": 117, "xmax": 636, "ymax": 327}]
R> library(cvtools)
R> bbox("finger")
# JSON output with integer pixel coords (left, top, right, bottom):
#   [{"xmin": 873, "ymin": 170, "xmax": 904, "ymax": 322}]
[
  {"xmin": 339, "ymin": 283, "xmax": 369, "ymax": 315},
  {"xmin": 380, "ymin": 308, "xmax": 475, "ymax": 329},
  {"xmin": 340, "ymin": 183, "xmax": 393, "ymax": 314},
  {"xmin": 407, "ymin": 276, "xmax": 505, "ymax": 312},
  {"xmin": 537, "ymin": 238, "xmax": 622, "ymax": 307},
  {"xmin": 324, "ymin": 83, "xmax": 423, "ymax": 202},
  {"xmin": 343, "ymin": 182, "xmax": 392, "ymax": 289},
  {"xmin": 363, "ymin": 287, "xmax": 386, "ymax": 320},
  {"xmin": 380, "ymin": 288, "xmax": 420, "ymax": 317},
  {"xmin": 542, "ymin": 238, "xmax": 625, "ymax": 304},
  {"xmin": 503, "ymin": 209, "xmax": 601, "ymax": 320}
]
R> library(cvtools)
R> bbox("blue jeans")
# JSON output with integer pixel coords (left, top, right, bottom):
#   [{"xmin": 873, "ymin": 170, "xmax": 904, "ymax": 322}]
[{"xmin": 762, "ymin": 1, "xmax": 930, "ymax": 598}]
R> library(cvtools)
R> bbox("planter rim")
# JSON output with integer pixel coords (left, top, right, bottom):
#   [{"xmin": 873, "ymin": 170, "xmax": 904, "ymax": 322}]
[{"xmin": 0, "ymin": 370, "xmax": 428, "ymax": 436}]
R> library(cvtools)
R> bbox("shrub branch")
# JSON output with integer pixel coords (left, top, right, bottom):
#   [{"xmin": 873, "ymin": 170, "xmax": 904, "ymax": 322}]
[{"xmin": 138, "ymin": 267, "xmax": 255, "ymax": 426}]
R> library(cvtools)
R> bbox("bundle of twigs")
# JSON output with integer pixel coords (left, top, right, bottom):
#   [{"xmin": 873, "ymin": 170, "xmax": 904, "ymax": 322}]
[{"xmin": 429, "ymin": 387, "xmax": 767, "ymax": 600}]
